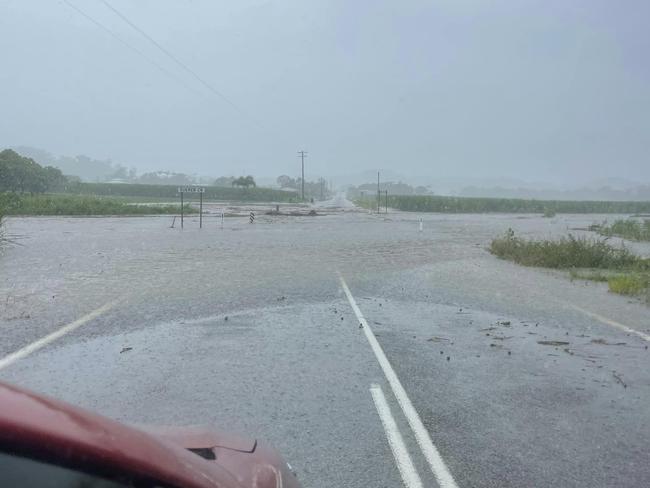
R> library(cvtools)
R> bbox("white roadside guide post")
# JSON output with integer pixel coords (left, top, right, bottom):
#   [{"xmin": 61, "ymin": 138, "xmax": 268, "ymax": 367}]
[
  {"xmin": 221, "ymin": 211, "xmax": 224, "ymax": 229},
  {"xmin": 419, "ymin": 217, "xmax": 423, "ymax": 232}
]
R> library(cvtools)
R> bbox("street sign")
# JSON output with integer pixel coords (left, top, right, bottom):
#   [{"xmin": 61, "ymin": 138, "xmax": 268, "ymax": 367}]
[
  {"xmin": 178, "ymin": 186, "xmax": 205, "ymax": 193},
  {"xmin": 177, "ymin": 187, "xmax": 205, "ymax": 229}
]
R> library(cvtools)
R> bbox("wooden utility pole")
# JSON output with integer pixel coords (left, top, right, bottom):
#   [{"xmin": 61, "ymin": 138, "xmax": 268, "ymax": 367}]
[
  {"xmin": 298, "ymin": 150, "xmax": 307, "ymax": 200},
  {"xmin": 377, "ymin": 171, "xmax": 380, "ymax": 213}
]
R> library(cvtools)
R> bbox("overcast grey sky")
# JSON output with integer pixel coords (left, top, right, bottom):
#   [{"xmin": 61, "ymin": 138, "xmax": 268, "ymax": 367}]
[{"xmin": 1, "ymin": 0, "xmax": 649, "ymax": 184}]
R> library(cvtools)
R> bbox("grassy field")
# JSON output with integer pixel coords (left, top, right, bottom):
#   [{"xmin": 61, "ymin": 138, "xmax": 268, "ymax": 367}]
[
  {"xmin": 0, "ymin": 193, "xmax": 194, "ymax": 216},
  {"xmin": 490, "ymin": 229, "xmax": 650, "ymax": 302},
  {"xmin": 359, "ymin": 194, "xmax": 650, "ymax": 214},
  {"xmin": 63, "ymin": 182, "xmax": 297, "ymax": 202},
  {"xmin": 595, "ymin": 219, "xmax": 650, "ymax": 242}
]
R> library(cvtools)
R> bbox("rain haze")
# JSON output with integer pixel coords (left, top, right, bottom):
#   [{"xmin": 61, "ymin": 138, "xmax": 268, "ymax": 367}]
[
  {"xmin": 2, "ymin": 0, "xmax": 649, "ymax": 190},
  {"xmin": 5, "ymin": 3, "xmax": 650, "ymax": 488}
]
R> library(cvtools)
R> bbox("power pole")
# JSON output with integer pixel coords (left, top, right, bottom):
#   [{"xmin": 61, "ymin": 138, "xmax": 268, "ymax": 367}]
[
  {"xmin": 298, "ymin": 150, "xmax": 307, "ymax": 200},
  {"xmin": 377, "ymin": 171, "xmax": 380, "ymax": 214}
]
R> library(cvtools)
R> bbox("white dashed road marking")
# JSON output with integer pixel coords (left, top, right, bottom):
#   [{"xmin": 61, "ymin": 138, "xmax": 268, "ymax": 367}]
[
  {"xmin": 571, "ymin": 304, "xmax": 650, "ymax": 342},
  {"xmin": 0, "ymin": 301, "xmax": 116, "ymax": 371},
  {"xmin": 340, "ymin": 275, "xmax": 459, "ymax": 488},
  {"xmin": 370, "ymin": 383, "xmax": 424, "ymax": 488}
]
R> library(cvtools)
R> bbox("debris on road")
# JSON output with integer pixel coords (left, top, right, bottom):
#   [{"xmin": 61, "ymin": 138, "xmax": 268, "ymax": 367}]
[
  {"xmin": 120, "ymin": 347, "xmax": 132, "ymax": 354},
  {"xmin": 537, "ymin": 340, "xmax": 570, "ymax": 346},
  {"xmin": 427, "ymin": 336, "xmax": 450, "ymax": 343},
  {"xmin": 612, "ymin": 371, "xmax": 628, "ymax": 388},
  {"xmin": 264, "ymin": 209, "xmax": 319, "ymax": 216},
  {"xmin": 591, "ymin": 338, "xmax": 627, "ymax": 346}
]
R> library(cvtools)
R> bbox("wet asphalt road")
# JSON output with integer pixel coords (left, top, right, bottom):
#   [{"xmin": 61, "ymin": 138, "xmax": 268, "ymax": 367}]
[{"xmin": 1, "ymin": 205, "xmax": 650, "ymax": 487}]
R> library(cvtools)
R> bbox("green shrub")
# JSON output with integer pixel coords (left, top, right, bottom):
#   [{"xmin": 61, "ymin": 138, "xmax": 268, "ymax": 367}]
[
  {"xmin": 491, "ymin": 229, "xmax": 650, "ymax": 301},
  {"xmin": 608, "ymin": 275, "xmax": 648, "ymax": 295},
  {"xmin": 489, "ymin": 229, "xmax": 640, "ymax": 269}
]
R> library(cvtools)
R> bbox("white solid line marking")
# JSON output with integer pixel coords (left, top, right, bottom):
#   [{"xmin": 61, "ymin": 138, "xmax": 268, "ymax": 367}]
[
  {"xmin": 570, "ymin": 304, "xmax": 650, "ymax": 342},
  {"xmin": 370, "ymin": 384, "xmax": 424, "ymax": 488},
  {"xmin": 339, "ymin": 276, "xmax": 459, "ymax": 488},
  {"xmin": 0, "ymin": 301, "xmax": 116, "ymax": 371}
]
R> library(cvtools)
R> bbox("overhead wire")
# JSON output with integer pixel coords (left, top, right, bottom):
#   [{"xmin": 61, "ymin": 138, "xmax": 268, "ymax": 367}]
[
  {"xmin": 61, "ymin": 0, "xmax": 206, "ymax": 99},
  {"xmin": 98, "ymin": 0, "xmax": 264, "ymax": 129}
]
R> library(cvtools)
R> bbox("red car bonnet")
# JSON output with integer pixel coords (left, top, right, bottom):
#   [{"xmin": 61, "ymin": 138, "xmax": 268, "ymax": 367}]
[{"xmin": 0, "ymin": 382, "xmax": 245, "ymax": 488}]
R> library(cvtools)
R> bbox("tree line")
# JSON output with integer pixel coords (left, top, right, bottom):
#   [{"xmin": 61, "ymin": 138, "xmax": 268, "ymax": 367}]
[
  {"xmin": 275, "ymin": 175, "xmax": 330, "ymax": 199},
  {"xmin": 0, "ymin": 149, "xmax": 68, "ymax": 193}
]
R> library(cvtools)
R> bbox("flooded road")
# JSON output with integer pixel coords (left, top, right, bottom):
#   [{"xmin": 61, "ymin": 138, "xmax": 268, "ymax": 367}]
[{"xmin": 1, "ymin": 208, "xmax": 649, "ymax": 487}]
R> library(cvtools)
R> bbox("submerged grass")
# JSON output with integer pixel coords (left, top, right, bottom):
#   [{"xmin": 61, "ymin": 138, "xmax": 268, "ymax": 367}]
[
  {"xmin": 0, "ymin": 193, "xmax": 194, "ymax": 216},
  {"xmin": 491, "ymin": 229, "xmax": 650, "ymax": 301},
  {"xmin": 569, "ymin": 269, "xmax": 612, "ymax": 282},
  {"xmin": 597, "ymin": 219, "xmax": 650, "ymax": 242}
]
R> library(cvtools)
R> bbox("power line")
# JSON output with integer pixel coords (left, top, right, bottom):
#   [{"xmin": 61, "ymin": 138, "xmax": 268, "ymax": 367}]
[
  {"xmin": 99, "ymin": 0, "xmax": 259, "ymax": 126},
  {"xmin": 62, "ymin": 0, "xmax": 204, "ymax": 99}
]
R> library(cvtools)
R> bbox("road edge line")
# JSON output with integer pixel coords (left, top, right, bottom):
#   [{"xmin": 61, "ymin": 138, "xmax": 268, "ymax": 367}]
[
  {"xmin": 370, "ymin": 383, "xmax": 424, "ymax": 488},
  {"xmin": 570, "ymin": 304, "xmax": 650, "ymax": 342},
  {"xmin": 0, "ymin": 301, "xmax": 117, "ymax": 371},
  {"xmin": 339, "ymin": 275, "xmax": 459, "ymax": 488}
]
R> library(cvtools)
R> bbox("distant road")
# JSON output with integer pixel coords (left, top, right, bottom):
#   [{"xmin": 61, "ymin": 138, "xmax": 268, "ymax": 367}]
[{"xmin": 313, "ymin": 192, "xmax": 357, "ymax": 209}]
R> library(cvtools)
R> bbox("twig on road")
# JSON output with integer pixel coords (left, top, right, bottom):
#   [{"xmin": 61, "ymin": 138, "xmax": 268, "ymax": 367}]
[{"xmin": 612, "ymin": 371, "xmax": 627, "ymax": 388}]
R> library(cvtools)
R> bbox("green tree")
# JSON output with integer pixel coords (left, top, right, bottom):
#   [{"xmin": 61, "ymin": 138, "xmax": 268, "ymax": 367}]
[
  {"xmin": 232, "ymin": 175, "xmax": 256, "ymax": 188},
  {"xmin": 0, "ymin": 149, "xmax": 67, "ymax": 193}
]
